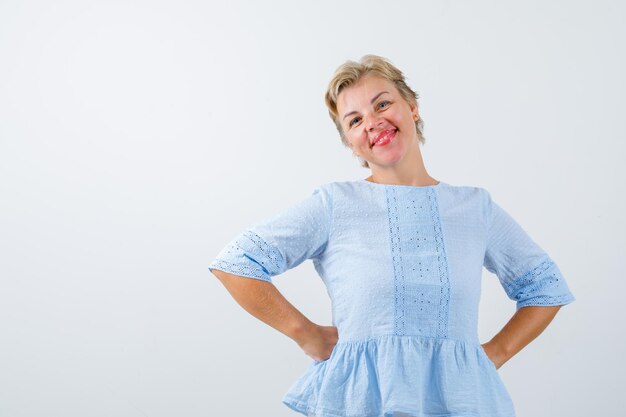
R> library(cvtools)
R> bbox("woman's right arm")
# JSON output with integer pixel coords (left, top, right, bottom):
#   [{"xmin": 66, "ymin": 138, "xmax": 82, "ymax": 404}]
[
  {"xmin": 209, "ymin": 185, "xmax": 336, "ymax": 360},
  {"xmin": 212, "ymin": 268, "xmax": 314, "ymax": 341},
  {"xmin": 212, "ymin": 269, "xmax": 338, "ymax": 361}
]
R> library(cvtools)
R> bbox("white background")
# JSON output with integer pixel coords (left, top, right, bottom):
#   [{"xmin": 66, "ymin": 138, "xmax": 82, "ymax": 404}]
[{"xmin": 1, "ymin": 0, "xmax": 624, "ymax": 416}]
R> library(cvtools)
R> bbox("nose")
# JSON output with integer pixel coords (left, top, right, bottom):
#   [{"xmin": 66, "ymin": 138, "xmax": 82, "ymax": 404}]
[{"xmin": 365, "ymin": 113, "xmax": 384, "ymax": 132}]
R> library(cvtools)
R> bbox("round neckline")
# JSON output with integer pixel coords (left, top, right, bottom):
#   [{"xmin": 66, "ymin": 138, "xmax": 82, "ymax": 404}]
[{"xmin": 359, "ymin": 178, "xmax": 444, "ymax": 189}]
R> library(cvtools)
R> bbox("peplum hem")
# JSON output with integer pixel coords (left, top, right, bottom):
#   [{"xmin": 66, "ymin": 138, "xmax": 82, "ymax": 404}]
[{"xmin": 282, "ymin": 334, "xmax": 516, "ymax": 417}]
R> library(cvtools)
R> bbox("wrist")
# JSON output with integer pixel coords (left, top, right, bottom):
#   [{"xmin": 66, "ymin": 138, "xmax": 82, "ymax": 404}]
[
  {"xmin": 288, "ymin": 318, "xmax": 316, "ymax": 345},
  {"xmin": 486, "ymin": 339, "xmax": 510, "ymax": 367}
]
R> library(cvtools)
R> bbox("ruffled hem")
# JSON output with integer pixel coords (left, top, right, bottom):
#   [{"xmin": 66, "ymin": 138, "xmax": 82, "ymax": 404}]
[{"xmin": 281, "ymin": 334, "xmax": 516, "ymax": 417}]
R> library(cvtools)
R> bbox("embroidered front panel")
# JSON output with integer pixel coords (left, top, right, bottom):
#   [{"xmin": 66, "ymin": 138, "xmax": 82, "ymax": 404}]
[{"xmin": 386, "ymin": 187, "xmax": 451, "ymax": 338}]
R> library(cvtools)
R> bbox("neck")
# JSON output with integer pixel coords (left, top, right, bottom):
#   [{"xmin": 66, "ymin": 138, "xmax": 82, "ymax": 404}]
[{"xmin": 367, "ymin": 141, "xmax": 437, "ymax": 186}]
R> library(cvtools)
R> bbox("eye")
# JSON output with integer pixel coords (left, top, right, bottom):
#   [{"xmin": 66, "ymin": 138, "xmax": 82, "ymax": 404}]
[
  {"xmin": 377, "ymin": 100, "xmax": 391, "ymax": 109},
  {"xmin": 349, "ymin": 116, "xmax": 361, "ymax": 127}
]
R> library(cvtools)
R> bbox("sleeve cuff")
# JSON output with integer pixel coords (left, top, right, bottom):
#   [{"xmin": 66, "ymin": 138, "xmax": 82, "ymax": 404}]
[
  {"xmin": 208, "ymin": 230, "xmax": 286, "ymax": 284},
  {"xmin": 208, "ymin": 260, "xmax": 273, "ymax": 283},
  {"xmin": 501, "ymin": 258, "xmax": 576, "ymax": 310}
]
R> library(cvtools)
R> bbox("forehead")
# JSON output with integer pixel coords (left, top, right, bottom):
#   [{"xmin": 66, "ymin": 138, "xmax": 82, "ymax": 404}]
[{"xmin": 337, "ymin": 75, "xmax": 397, "ymax": 110}]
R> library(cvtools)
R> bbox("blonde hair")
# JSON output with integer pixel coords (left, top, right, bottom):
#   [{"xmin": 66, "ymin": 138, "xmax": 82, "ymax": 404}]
[{"xmin": 324, "ymin": 54, "xmax": 425, "ymax": 169}]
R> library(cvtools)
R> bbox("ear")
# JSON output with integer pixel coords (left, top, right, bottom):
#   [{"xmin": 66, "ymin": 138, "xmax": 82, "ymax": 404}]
[{"xmin": 410, "ymin": 100, "xmax": 419, "ymax": 121}]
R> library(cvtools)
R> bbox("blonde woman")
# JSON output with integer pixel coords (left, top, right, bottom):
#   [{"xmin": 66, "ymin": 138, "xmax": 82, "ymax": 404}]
[{"xmin": 209, "ymin": 54, "xmax": 575, "ymax": 417}]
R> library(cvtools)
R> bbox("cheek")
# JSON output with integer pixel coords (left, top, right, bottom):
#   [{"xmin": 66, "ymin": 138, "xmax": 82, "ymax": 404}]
[
  {"xmin": 390, "ymin": 113, "xmax": 406, "ymax": 127},
  {"xmin": 353, "ymin": 131, "xmax": 370, "ymax": 146},
  {"xmin": 346, "ymin": 129, "xmax": 364, "ymax": 145}
]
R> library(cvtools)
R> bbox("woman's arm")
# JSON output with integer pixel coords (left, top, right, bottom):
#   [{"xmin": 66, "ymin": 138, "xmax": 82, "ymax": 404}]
[
  {"xmin": 212, "ymin": 269, "xmax": 338, "ymax": 361},
  {"xmin": 480, "ymin": 189, "xmax": 575, "ymax": 369},
  {"xmin": 213, "ymin": 269, "xmax": 313, "ymax": 340},
  {"xmin": 482, "ymin": 305, "xmax": 562, "ymax": 369}
]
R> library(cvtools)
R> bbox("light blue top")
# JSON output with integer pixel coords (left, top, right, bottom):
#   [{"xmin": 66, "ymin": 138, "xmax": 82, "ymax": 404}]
[{"xmin": 208, "ymin": 179, "xmax": 575, "ymax": 417}]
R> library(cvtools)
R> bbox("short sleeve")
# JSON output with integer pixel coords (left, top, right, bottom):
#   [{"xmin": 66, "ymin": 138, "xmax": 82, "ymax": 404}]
[
  {"xmin": 208, "ymin": 184, "xmax": 333, "ymax": 284},
  {"xmin": 482, "ymin": 190, "xmax": 576, "ymax": 310}
]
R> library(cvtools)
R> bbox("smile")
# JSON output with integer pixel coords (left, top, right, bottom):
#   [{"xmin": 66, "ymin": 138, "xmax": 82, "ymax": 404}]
[{"xmin": 372, "ymin": 129, "xmax": 397, "ymax": 147}]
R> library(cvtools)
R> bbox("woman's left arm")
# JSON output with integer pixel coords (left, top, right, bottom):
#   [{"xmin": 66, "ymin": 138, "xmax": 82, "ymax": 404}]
[
  {"xmin": 481, "ymin": 189, "xmax": 576, "ymax": 370},
  {"xmin": 482, "ymin": 305, "xmax": 562, "ymax": 369}
]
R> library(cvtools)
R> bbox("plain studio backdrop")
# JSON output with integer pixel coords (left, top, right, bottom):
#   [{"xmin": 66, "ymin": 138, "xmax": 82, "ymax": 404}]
[{"xmin": 0, "ymin": 0, "xmax": 624, "ymax": 416}]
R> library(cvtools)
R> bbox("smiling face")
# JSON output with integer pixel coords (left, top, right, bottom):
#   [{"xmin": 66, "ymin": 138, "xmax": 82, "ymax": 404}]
[{"xmin": 336, "ymin": 74, "xmax": 420, "ymax": 170}]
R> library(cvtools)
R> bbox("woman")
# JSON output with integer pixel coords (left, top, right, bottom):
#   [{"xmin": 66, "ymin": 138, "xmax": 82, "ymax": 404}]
[{"xmin": 209, "ymin": 55, "xmax": 575, "ymax": 417}]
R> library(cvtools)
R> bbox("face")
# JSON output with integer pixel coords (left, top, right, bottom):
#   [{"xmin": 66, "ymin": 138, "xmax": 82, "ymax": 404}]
[{"xmin": 336, "ymin": 74, "xmax": 419, "ymax": 169}]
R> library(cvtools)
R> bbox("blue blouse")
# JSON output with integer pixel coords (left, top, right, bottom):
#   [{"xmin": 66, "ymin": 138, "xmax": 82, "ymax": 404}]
[{"xmin": 208, "ymin": 179, "xmax": 575, "ymax": 417}]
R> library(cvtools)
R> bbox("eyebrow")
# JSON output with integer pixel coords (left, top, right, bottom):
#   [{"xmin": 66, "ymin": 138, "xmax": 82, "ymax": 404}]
[{"xmin": 342, "ymin": 91, "xmax": 390, "ymax": 121}]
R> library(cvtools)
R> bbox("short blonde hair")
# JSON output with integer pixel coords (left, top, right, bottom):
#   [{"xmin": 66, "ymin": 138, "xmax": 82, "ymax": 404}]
[{"xmin": 324, "ymin": 54, "xmax": 425, "ymax": 169}]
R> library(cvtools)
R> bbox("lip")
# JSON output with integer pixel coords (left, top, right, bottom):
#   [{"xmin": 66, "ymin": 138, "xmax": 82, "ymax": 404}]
[{"xmin": 371, "ymin": 128, "xmax": 397, "ymax": 147}]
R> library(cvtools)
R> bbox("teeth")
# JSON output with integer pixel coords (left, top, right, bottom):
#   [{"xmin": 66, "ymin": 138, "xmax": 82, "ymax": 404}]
[{"xmin": 375, "ymin": 129, "xmax": 395, "ymax": 145}]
